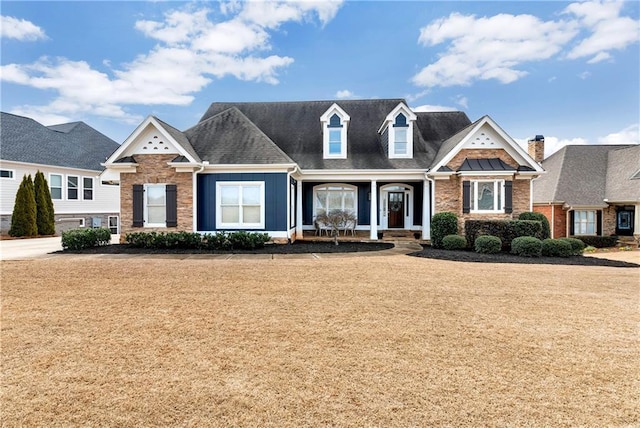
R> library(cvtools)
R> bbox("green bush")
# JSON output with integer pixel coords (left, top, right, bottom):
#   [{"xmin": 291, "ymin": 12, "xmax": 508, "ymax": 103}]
[
  {"xmin": 573, "ymin": 235, "xmax": 617, "ymax": 248},
  {"xmin": 125, "ymin": 231, "xmax": 271, "ymax": 251},
  {"xmin": 9, "ymin": 175, "xmax": 38, "ymax": 237},
  {"xmin": 62, "ymin": 228, "xmax": 111, "ymax": 251},
  {"xmin": 34, "ymin": 171, "xmax": 56, "ymax": 235},
  {"xmin": 518, "ymin": 212, "xmax": 550, "ymax": 239},
  {"xmin": 511, "ymin": 236, "xmax": 542, "ymax": 257},
  {"xmin": 465, "ymin": 219, "xmax": 543, "ymax": 250},
  {"xmin": 558, "ymin": 237, "xmax": 585, "ymax": 256},
  {"xmin": 442, "ymin": 234, "xmax": 467, "ymax": 250},
  {"xmin": 541, "ymin": 238, "xmax": 572, "ymax": 257},
  {"xmin": 475, "ymin": 235, "xmax": 502, "ymax": 254},
  {"xmin": 431, "ymin": 212, "xmax": 458, "ymax": 248}
]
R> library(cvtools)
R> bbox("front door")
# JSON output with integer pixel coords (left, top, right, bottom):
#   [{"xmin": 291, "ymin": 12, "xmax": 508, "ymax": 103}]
[
  {"xmin": 616, "ymin": 210, "xmax": 634, "ymax": 236},
  {"xmin": 388, "ymin": 192, "xmax": 404, "ymax": 228}
]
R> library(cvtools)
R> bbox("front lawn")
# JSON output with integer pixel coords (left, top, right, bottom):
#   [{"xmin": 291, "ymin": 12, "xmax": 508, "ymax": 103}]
[{"xmin": 2, "ymin": 257, "xmax": 638, "ymax": 426}]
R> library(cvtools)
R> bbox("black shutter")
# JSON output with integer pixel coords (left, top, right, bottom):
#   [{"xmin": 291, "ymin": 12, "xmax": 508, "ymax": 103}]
[
  {"xmin": 462, "ymin": 181, "xmax": 471, "ymax": 214},
  {"xmin": 596, "ymin": 210, "xmax": 602, "ymax": 236},
  {"xmin": 504, "ymin": 181, "xmax": 513, "ymax": 214},
  {"xmin": 133, "ymin": 184, "xmax": 144, "ymax": 227},
  {"xmin": 166, "ymin": 184, "xmax": 177, "ymax": 227},
  {"xmin": 569, "ymin": 211, "xmax": 575, "ymax": 236}
]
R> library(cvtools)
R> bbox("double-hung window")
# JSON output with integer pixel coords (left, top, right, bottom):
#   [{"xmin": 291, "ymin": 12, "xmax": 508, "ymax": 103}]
[
  {"xmin": 327, "ymin": 114, "xmax": 343, "ymax": 156},
  {"xmin": 216, "ymin": 182, "xmax": 265, "ymax": 229},
  {"xmin": 145, "ymin": 184, "xmax": 166, "ymax": 226},
  {"xmin": 574, "ymin": 210, "xmax": 596, "ymax": 235},
  {"xmin": 83, "ymin": 177, "xmax": 94, "ymax": 200},
  {"xmin": 67, "ymin": 176, "xmax": 79, "ymax": 200},
  {"xmin": 50, "ymin": 174, "xmax": 62, "ymax": 200},
  {"xmin": 321, "ymin": 105, "xmax": 349, "ymax": 159},
  {"xmin": 393, "ymin": 113, "xmax": 409, "ymax": 156},
  {"xmin": 471, "ymin": 180, "xmax": 503, "ymax": 212}
]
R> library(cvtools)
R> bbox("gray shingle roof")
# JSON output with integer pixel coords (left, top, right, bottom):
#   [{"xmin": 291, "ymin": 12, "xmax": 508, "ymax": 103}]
[
  {"xmin": 185, "ymin": 107, "xmax": 294, "ymax": 164},
  {"xmin": 533, "ymin": 144, "xmax": 637, "ymax": 206},
  {"xmin": 1, "ymin": 112, "xmax": 120, "ymax": 171},
  {"xmin": 198, "ymin": 100, "xmax": 471, "ymax": 169},
  {"xmin": 153, "ymin": 117, "xmax": 201, "ymax": 163},
  {"xmin": 430, "ymin": 116, "xmax": 482, "ymax": 169},
  {"xmin": 605, "ymin": 145, "xmax": 640, "ymax": 202}
]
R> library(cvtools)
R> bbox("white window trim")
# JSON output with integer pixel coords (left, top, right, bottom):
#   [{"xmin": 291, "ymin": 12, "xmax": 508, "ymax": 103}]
[
  {"xmin": 573, "ymin": 210, "xmax": 597, "ymax": 235},
  {"xmin": 108, "ymin": 215, "xmax": 119, "ymax": 234},
  {"xmin": 0, "ymin": 169, "xmax": 15, "ymax": 179},
  {"xmin": 82, "ymin": 176, "xmax": 94, "ymax": 201},
  {"xmin": 470, "ymin": 179, "xmax": 505, "ymax": 213},
  {"xmin": 49, "ymin": 173, "xmax": 63, "ymax": 200},
  {"xmin": 321, "ymin": 104, "xmax": 350, "ymax": 159},
  {"xmin": 216, "ymin": 181, "xmax": 266, "ymax": 229},
  {"xmin": 144, "ymin": 183, "xmax": 167, "ymax": 228},
  {"xmin": 312, "ymin": 183, "xmax": 358, "ymax": 218},
  {"xmin": 389, "ymin": 115, "xmax": 413, "ymax": 159},
  {"xmin": 67, "ymin": 175, "xmax": 79, "ymax": 200}
]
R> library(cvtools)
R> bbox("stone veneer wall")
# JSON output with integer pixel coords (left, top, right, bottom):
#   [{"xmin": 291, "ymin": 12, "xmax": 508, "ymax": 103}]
[
  {"xmin": 603, "ymin": 206, "xmax": 616, "ymax": 236},
  {"xmin": 120, "ymin": 154, "xmax": 193, "ymax": 241}
]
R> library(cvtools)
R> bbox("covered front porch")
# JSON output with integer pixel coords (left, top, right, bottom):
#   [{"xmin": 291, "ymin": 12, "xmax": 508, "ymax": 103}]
[{"xmin": 291, "ymin": 172, "xmax": 433, "ymax": 241}]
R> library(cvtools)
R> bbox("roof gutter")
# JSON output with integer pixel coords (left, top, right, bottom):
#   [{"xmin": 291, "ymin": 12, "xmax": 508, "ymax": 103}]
[
  {"xmin": 192, "ymin": 161, "xmax": 209, "ymax": 232},
  {"xmin": 286, "ymin": 165, "xmax": 300, "ymax": 242}
]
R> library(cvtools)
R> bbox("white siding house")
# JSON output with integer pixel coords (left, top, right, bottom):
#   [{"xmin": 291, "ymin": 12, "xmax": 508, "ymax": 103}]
[{"xmin": 0, "ymin": 113, "xmax": 121, "ymax": 234}]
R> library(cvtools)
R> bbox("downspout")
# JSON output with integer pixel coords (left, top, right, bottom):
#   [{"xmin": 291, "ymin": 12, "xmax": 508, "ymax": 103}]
[
  {"xmin": 286, "ymin": 165, "xmax": 299, "ymax": 242},
  {"xmin": 193, "ymin": 161, "xmax": 209, "ymax": 232}
]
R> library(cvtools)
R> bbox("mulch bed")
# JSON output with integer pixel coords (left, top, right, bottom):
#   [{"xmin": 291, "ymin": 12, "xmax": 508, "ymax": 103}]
[
  {"xmin": 60, "ymin": 241, "xmax": 395, "ymax": 255},
  {"xmin": 409, "ymin": 246, "xmax": 639, "ymax": 268}
]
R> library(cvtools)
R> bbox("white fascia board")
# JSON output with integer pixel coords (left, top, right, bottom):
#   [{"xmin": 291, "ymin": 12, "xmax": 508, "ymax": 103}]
[
  {"xmin": 320, "ymin": 103, "xmax": 351, "ymax": 123},
  {"xmin": 299, "ymin": 169, "xmax": 427, "ymax": 181},
  {"xmin": 482, "ymin": 116, "xmax": 545, "ymax": 173},
  {"xmin": 105, "ymin": 116, "xmax": 199, "ymax": 164},
  {"xmin": 430, "ymin": 118, "xmax": 486, "ymax": 172},
  {"xmin": 377, "ymin": 102, "xmax": 417, "ymax": 133},
  {"xmin": 202, "ymin": 163, "xmax": 297, "ymax": 173}
]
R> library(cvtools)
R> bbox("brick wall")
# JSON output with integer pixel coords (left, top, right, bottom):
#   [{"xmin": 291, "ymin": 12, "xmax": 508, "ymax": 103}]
[
  {"xmin": 603, "ymin": 206, "xmax": 616, "ymax": 236},
  {"xmin": 435, "ymin": 174, "xmax": 533, "ymax": 232},
  {"xmin": 446, "ymin": 149, "xmax": 519, "ymax": 170},
  {"xmin": 533, "ymin": 204, "xmax": 567, "ymax": 238},
  {"xmin": 120, "ymin": 154, "xmax": 194, "ymax": 240}
]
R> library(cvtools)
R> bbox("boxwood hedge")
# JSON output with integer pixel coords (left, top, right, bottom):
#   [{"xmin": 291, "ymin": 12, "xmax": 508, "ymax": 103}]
[{"xmin": 474, "ymin": 235, "xmax": 502, "ymax": 254}]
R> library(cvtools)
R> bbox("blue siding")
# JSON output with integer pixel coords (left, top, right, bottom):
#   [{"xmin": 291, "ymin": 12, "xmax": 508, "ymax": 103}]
[
  {"xmin": 302, "ymin": 182, "xmax": 372, "ymax": 226},
  {"xmin": 197, "ymin": 172, "xmax": 288, "ymax": 232}
]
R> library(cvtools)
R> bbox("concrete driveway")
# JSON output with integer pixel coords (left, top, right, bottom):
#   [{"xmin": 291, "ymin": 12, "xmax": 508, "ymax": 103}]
[{"xmin": 0, "ymin": 235, "xmax": 120, "ymax": 261}]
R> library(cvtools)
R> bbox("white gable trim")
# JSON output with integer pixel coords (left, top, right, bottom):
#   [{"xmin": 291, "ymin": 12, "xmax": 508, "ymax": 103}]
[
  {"xmin": 377, "ymin": 102, "xmax": 417, "ymax": 134},
  {"xmin": 429, "ymin": 116, "xmax": 544, "ymax": 174},
  {"xmin": 321, "ymin": 103, "xmax": 350, "ymax": 159},
  {"xmin": 104, "ymin": 116, "xmax": 198, "ymax": 165}
]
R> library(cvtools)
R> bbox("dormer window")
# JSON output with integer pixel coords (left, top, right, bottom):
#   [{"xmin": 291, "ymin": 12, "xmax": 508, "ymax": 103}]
[
  {"xmin": 381, "ymin": 103, "xmax": 416, "ymax": 159},
  {"xmin": 321, "ymin": 104, "xmax": 350, "ymax": 159}
]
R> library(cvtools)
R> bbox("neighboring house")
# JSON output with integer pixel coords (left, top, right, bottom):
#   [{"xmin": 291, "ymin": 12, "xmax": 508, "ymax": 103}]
[
  {"xmin": 0, "ymin": 112, "xmax": 121, "ymax": 234},
  {"xmin": 531, "ymin": 141, "xmax": 640, "ymax": 241},
  {"xmin": 103, "ymin": 99, "xmax": 543, "ymax": 241}
]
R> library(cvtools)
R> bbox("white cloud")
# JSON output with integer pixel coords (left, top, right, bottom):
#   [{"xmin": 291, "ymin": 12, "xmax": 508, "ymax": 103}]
[
  {"xmin": 578, "ymin": 71, "xmax": 591, "ymax": 79},
  {"xmin": 564, "ymin": 0, "xmax": 639, "ymax": 63},
  {"xmin": 1, "ymin": 2, "xmax": 343, "ymax": 123},
  {"xmin": 453, "ymin": 95, "xmax": 468, "ymax": 109},
  {"xmin": 412, "ymin": 12, "xmax": 578, "ymax": 88},
  {"xmin": 412, "ymin": 104, "xmax": 458, "ymax": 113},
  {"xmin": 335, "ymin": 89, "xmax": 356, "ymax": 99},
  {"xmin": 598, "ymin": 124, "xmax": 640, "ymax": 145},
  {"xmin": 412, "ymin": 1, "xmax": 639, "ymax": 89},
  {"xmin": 0, "ymin": 15, "xmax": 46, "ymax": 41},
  {"xmin": 516, "ymin": 136, "xmax": 589, "ymax": 158}
]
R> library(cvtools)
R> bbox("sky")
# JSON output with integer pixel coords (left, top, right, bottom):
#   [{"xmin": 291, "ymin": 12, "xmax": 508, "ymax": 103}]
[{"xmin": 1, "ymin": 0, "xmax": 639, "ymax": 157}]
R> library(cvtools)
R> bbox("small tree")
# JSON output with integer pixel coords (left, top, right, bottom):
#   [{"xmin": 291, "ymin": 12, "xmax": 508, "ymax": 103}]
[
  {"xmin": 34, "ymin": 171, "xmax": 56, "ymax": 235},
  {"xmin": 316, "ymin": 210, "xmax": 357, "ymax": 245},
  {"xmin": 9, "ymin": 174, "xmax": 38, "ymax": 237}
]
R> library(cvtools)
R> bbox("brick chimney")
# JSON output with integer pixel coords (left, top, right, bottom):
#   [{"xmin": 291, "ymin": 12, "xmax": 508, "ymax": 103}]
[{"xmin": 528, "ymin": 135, "xmax": 545, "ymax": 163}]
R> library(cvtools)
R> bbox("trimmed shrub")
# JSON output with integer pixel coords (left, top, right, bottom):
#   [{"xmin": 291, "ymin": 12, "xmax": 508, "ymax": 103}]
[
  {"xmin": 511, "ymin": 236, "xmax": 542, "ymax": 257},
  {"xmin": 465, "ymin": 219, "xmax": 543, "ymax": 250},
  {"xmin": 34, "ymin": 171, "xmax": 56, "ymax": 235},
  {"xmin": 62, "ymin": 227, "xmax": 111, "ymax": 251},
  {"xmin": 475, "ymin": 235, "xmax": 502, "ymax": 254},
  {"xmin": 558, "ymin": 237, "xmax": 585, "ymax": 256},
  {"xmin": 9, "ymin": 175, "xmax": 38, "ymax": 237},
  {"xmin": 519, "ymin": 212, "xmax": 550, "ymax": 239},
  {"xmin": 573, "ymin": 235, "xmax": 617, "ymax": 248},
  {"xmin": 124, "ymin": 231, "xmax": 271, "ymax": 251},
  {"xmin": 541, "ymin": 238, "xmax": 572, "ymax": 257},
  {"xmin": 431, "ymin": 212, "xmax": 458, "ymax": 248},
  {"xmin": 442, "ymin": 234, "xmax": 467, "ymax": 250}
]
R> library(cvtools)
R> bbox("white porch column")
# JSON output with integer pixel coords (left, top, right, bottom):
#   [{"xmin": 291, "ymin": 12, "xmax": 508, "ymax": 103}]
[
  {"xmin": 370, "ymin": 180, "xmax": 378, "ymax": 240},
  {"xmin": 422, "ymin": 179, "xmax": 430, "ymax": 240},
  {"xmin": 635, "ymin": 204, "xmax": 640, "ymax": 238},
  {"xmin": 295, "ymin": 180, "xmax": 303, "ymax": 240}
]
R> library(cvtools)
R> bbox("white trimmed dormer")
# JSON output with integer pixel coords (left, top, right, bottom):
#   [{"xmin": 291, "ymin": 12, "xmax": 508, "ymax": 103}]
[
  {"xmin": 320, "ymin": 103, "xmax": 350, "ymax": 159},
  {"xmin": 379, "ymin": 103, "xmax": 417, "ymax": 159}
]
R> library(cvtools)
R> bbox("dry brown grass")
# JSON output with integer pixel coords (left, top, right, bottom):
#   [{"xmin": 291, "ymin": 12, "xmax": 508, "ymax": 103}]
[{"xmin": 1, "ymin": 255, "xmax": 638, "ymax": 427}]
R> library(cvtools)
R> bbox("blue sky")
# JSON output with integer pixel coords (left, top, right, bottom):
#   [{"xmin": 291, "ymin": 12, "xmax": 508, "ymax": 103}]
[{"xmin": 1, "ymin": 1, "xmax": 638, "ymax": 156}]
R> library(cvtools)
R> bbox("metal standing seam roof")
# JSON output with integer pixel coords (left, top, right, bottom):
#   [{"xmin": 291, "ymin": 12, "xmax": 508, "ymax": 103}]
[
  {"xmin": 0, "ymin": 112, "xmax": 120, "ymax": 171},
  {"xmin": 457, "ymin": 158, "xmax": 515, "ymax": 172}
]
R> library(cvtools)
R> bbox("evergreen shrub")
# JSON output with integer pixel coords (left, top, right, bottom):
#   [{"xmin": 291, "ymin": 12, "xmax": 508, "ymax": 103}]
[
  {"xmin": 558, "ymin": 237, "xmax": 586, "ymax": 255},
  {"xmin": 474, "ymin": 235, "xmax": 502, "ymax": 254},
  {"xmin": 431, "ymin": 212, "xmax": 458, "ymax": 248},
  {"xmin": 62, "ymin": 228, "xmax": 111, "ymax": 251},
  {"xmin": 573, "ymin": 235, "xmax": 617, "ymax": 248},
  {"xmin": 518, "ymin": 212, "xmax": 550, "ymax": 239},
  {"xmin": 9, "ymin": 175, "xmax": 37, "ymax": 237},
  {"xmin": 34, "ymin": 171, "xmax": 56, "ymax": 235},
  {"xmin": 541, "ymin": 238, "xmax": 572, "ymax": 257},
  {"xmin": 442, "ymin": 234, "xmax": 467, "ymax": 250},
  {"xmin": 511, "ymin": 236, "xmax": 542, "ymax": 257}
]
